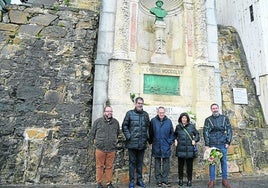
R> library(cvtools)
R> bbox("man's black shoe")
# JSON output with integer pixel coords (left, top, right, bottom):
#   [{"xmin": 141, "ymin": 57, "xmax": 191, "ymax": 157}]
[
  {"xmin": 187, "ymin": 180, "xmax": 192, "ymax": 187},
  {"xmin": 178, "ymin": 179, "xmax": 183, "ymax": 186},
  {"xmin": 136, "ymin": 180, "xmax": 146, "ymax": 188},
  {"xmin": 107, "ymin": 182, "xmax": 114, "ymax": 188}
]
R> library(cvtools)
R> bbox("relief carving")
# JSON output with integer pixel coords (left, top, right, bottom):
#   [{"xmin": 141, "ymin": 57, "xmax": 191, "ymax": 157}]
[
  {"xmin": 113, "ymin": 0, "xmax": 130, "ymax": 59},
  {"xmin": 193, "ymin": 0, "xmax": 208, "ymax": 60}
]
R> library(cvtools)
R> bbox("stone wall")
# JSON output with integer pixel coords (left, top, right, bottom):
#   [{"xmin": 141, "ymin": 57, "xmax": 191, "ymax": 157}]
[
  {"xmin": 0, "ymin": 2, "xmax": 99, "ymax": 184},
  {"xmin": 218, "ymin": 25, "xmax": 265, "ymax": 129},
  {"xmin": 0, "ymin": 2, "xmax": 268, "ymax": 186},
  {"xmin": 214, "ymin": 25, "xmax": 268, "ymax": 176}
]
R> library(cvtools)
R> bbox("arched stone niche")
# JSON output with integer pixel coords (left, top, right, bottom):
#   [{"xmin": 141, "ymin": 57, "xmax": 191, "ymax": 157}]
[{"xmin": 137, "ymin": 0, "xmax": 187, "ymax": 66}]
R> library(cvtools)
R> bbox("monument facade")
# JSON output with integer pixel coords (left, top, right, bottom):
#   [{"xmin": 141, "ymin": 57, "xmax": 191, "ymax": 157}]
[{"xmin": 93, "ymin": 0, "xmax": 220, "ymax": 127}]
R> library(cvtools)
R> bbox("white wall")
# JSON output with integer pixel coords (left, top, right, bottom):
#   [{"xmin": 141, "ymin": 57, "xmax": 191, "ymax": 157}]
[{"xmin": 216, "ymin": 0, "xmax": 268, "ymax": 124}]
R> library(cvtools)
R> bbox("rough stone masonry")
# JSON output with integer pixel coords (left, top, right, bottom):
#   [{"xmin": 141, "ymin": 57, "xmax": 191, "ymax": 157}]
[
  {"xmin": 0, "ymin": 1, "xmax": 99, "ymax": 184},
  {"xmin": 0, "ymin": 0, "xmax": 268, "ymax": 185}
]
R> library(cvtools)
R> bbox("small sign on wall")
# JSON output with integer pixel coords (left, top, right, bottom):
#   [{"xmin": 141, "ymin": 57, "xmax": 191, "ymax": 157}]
[{"xmin": 233, "ymin": 88, "xmax": 248, "ymax": 104}]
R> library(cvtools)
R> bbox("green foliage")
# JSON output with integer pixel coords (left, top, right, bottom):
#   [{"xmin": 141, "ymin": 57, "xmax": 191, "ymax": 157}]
[
  {"xmin": 105, "ymin": 99, "xmax": 111, "ymax": 106},
  {"xmin": 187, "ymin": 111, "xmax": 197, "ymax": 122},
  {"xmin": 204, "ymin": 147, "xmax": 223, "ymax": 165},
  {"xmin": 130, "ymin": 93, "xmax": 135, "ymax": 103},
  {"xmin": 36, "ymin": 33, "xmax": 43, "ymax": 39},
  {"xmin": 53, "ymin": 3, "xmax": 59, "ymax": 11},
  {"xmin": 64, "ymin": 0, "xmax": 70, "ymax": 6},
  {"xmin": 6, "ymin": 38, "xmax": 13, "ymax": 44},
  {"xmin": 58, "ymin": 23, "xmax": 64, "ymax": 27}
]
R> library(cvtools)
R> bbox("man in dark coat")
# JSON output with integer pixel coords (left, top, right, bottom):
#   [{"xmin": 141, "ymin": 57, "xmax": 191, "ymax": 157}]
[
  {"xmin": 149, "ymin": 106, "xmax": 174, "ymax": 187},
  {"xmin": 203, "ymin": 103, "xmax": 232, "ymax": 188},
  {"xmin": 122, "ymin": 97, "xmax": 150, "ymax": 188}
]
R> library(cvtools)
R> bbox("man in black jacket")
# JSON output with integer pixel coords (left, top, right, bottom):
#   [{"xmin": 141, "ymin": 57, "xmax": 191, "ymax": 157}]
[
  {"xmin": 89, "ymin": 106, "xmax": 120, "ymax": 188},
  {"xmin": 203, "ymin": 103, "xmax": 233, "ymax": 188},
  {"xmin": 122, "ymin": 97, "xmax": 150, "ymax": 188}
]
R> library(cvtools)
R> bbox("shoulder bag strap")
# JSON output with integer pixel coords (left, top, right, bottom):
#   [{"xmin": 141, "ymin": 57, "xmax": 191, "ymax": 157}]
[
  {"xmin": 181, "ymin": 125, "xmax": 193, "ymax": 141},
  {"xmin": 207, "ymin": 117, "xmax": 214, "ymax": 128},
  {"xmin": 223, "ymin": 116, "xmax": 226, "ymax": 133}
]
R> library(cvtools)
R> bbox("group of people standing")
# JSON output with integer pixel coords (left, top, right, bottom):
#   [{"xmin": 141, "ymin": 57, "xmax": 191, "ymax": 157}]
[
  {"xmin": 148, "ymin": 107, "xmax": 199, "ymax": 188},
  {"xmin": 89, "ymin": 97, "xmax": 233, "ymax": 188}
]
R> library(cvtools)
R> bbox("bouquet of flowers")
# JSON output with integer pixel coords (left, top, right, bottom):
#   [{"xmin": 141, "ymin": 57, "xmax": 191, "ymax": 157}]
[{"xmin": 203, "ymin": 147, "xmax": 223, "ymax": 165}]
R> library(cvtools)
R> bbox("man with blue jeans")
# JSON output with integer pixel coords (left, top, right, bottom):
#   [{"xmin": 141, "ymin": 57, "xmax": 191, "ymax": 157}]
[{"xmin": 203, "ymin": 103, "xmax": 233, "ymax": 188}]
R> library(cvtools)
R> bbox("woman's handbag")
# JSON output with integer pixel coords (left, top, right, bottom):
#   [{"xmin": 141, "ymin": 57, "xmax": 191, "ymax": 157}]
[
  {"xmin": 193, "ymin": 145, "xmax": 198, "ymax": 158},
  {"xmin": 181, "ymin": 125, "xmax": 198, "ymax": 158}
]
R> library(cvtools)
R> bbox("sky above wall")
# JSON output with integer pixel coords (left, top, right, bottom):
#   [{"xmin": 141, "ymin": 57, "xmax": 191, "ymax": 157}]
[{"xmin": 11, "ymin": 0, "xmax": 21, "ymax": 4}]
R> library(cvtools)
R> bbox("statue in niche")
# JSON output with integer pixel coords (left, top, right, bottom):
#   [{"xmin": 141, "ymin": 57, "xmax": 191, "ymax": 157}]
[
  {"xmin": 150, "ymin": 0, "xmax": 167, "ymax": 21},
  {"xmin": 149, "ymin": 0, "xmax": 171, "ymax": 63}
]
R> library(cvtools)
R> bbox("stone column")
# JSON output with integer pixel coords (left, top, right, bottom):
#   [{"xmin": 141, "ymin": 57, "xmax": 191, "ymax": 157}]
[
  {"xmin": 129, "ymin": 0, "xmax": 138, "ymax": 61},
  {"xmin": 92, "ymin": 0, "xmax": 117, "ymax": 123},
  {"xmin": 183, "ymin": 0, "xmax": 194, "ymax": 59},
  {"xmin": 191, "ymin": 0, "xmax": 219, "ymax": 127},
  {"xmin": 111, "ymin": 0, "xmax": 130, "ymax": 60},
  {"xmin": 206, "ymin": 0, "xmax": 222, "ymax": 110},
  {"xmin": 108, "ymin": 0, "xmax": 135, "ymax": 123}
]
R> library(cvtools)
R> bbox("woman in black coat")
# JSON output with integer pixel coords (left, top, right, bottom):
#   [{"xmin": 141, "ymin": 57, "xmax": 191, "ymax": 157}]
[{"xmin": 174, "ymin": 112, "xmax": 200, "ymax": 187}]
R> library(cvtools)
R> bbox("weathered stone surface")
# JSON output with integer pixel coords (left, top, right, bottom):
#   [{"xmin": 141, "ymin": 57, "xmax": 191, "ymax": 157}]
[
  {"xmin": 0, "ymin": 2, "xmax": 268, "ymax": 186},
  {"xmin": 0, "ymin": 22, "xmax": 19, "ymax": 31},
  {"xmin": 218, "ymin": 25, "xmax": 264, "ymax": 128},
  {"xmin": 70, "ymin": 0, "xmax": 100, "ymax": 12},
  {"xmin": 76, "ymin": 21, "xmax": 95, "ymax": 29},
  {"xmin": 16, "ymin": 86, "xmax": 44, "ymax": 100},
  {"xmin": 40, "ymin": 26, "xmax": 67, "ymax": 38},
  {"xmin": 29, "ymin": 14, "xmax": 58, "ymax": 26},
  {"xmin": 0, "ymin": 2, "xmax": 99, "ymax": 185},
  {"xmin": 44, "ymin": 90, "xmax": 65, "ymax": 104},
  {"xmin": 31, "ymin": 0, "xmax": 57, "ymax": 6},
  {"xmin": 18, "ymin": 24, "xmax": 43, "ymax": 36},
  {"xmin": 9, "ymin": 10, "xmax": 28, "ymax": 24}
]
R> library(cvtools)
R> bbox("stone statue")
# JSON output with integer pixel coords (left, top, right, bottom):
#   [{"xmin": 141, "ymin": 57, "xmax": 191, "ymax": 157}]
[{"xmin": 150, "ymin": 0, "xmax": 167, "ymax": 21}]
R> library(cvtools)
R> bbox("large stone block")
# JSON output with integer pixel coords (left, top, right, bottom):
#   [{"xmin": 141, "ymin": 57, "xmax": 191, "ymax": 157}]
[
  {"xmin": 0, "ymin": 22, "xmax": 19, "ymax": 31},
  {"xmin": 9, "ymin": 10, "xmax": 28, "ymax": 24}
]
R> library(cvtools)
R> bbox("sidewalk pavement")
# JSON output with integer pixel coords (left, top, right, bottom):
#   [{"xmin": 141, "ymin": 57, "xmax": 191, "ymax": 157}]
[{"xmin": 0, "ymin": 176, "xmax": 267, "ymax": 188}]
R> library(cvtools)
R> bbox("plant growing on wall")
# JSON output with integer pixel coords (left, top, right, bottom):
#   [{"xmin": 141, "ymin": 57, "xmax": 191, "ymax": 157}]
[
  {"xmin": 130, "ymin": 93, "xmax": 135, "ymax": 103},
  {"xmin": 187, "ymin": 111, "xmax": 197, "ymax": 123},
  {"xmin": 64, "ymin": 0, "xmax": 70, "ymax": 6}
]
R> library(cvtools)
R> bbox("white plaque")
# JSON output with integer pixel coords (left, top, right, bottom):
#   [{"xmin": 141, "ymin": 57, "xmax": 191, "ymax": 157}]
[{"xmin": 233, "ymin": 88, "xmax": 248, "ymax": 104}]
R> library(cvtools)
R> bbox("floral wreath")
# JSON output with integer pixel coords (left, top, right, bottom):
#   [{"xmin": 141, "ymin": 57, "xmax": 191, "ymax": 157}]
[{"xmin": 203, "ymin": 147, "xmax": 223, "ymax": 165}]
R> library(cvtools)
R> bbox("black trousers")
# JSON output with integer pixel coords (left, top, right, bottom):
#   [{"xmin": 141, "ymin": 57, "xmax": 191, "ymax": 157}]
[
  {"xmin": 155, "ymin": 157, "xmax": 170, "ymax": 183},
  {"xmin": 178, "ymin": 157, "xmax": 194, "ymax": 181},
  {"xmin": 128, "ymin": 149, "xmax": 145, "ymax": 182}
]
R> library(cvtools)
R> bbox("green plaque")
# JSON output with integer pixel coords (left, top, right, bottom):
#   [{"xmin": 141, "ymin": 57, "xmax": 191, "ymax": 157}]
[{"xmin": 144, "ymin": 74, "xmax": 180, "ymax": 95}]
